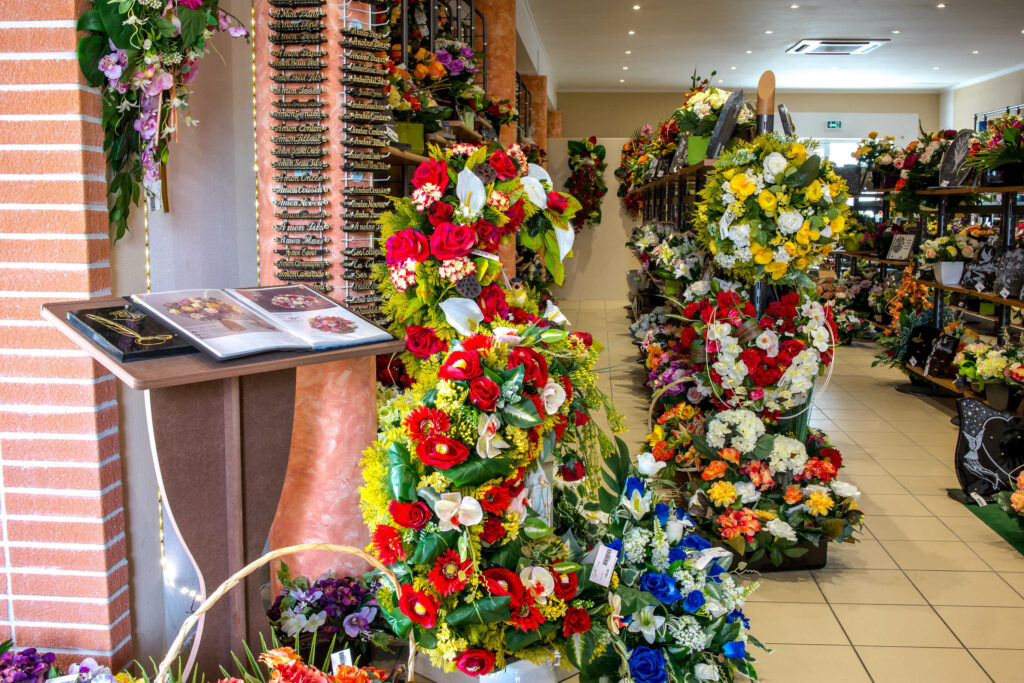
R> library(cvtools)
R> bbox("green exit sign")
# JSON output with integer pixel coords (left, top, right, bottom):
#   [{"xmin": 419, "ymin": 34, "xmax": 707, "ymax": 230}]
[{"xmin": 826, "ymin": 120, "xmax": 842, "ymax": 129}]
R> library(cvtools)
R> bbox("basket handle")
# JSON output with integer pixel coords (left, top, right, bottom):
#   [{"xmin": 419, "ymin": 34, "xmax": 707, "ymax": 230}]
[{"xmin": 155, "ymin": 542, "xmax": 416, "ymax": 683}]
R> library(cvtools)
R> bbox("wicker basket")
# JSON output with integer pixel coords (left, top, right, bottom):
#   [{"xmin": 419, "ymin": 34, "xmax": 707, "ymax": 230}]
[{"xmin": 155, "ymin": 542, "xmax": 416, "ymax": 683}]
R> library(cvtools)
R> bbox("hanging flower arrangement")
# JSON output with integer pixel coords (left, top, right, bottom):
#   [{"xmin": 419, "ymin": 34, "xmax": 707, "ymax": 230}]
[
  {"xmin": 564, "ymin": 137, "xmax": 608, "ymax": 233},
  {"xmin": 76, "ymin": 0, "xmax": 248, "ymax": 241}
]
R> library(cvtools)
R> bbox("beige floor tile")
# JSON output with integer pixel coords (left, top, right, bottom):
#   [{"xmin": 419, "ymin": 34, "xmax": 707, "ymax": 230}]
[
  {"xmin": 907, "ymin": 569, "xmax": 1024, "ymax": 607},
  {"xmin": 825, "ymin": 539, "xmax": 899, "ymax": 570},
  {"xmin": 837, "ymin": 418, "xmax": 902, "ymax": 433},
  {"xmin": 916, "ymin": 494, "xmax": 977, "ymax": 518},
  {"xmin": 935, "ymin": 606, "xmax": 1024, "ymax": 648},
  {"xmin": 942, "ymin": 515, "xmax": 1008, "ymax": 543},
  {"xmin": 855, "ymin": 646, "xmax": 991, "ymax": 683},
  {"xmin": 879, "ymin": 458, "xmax": 954, "ymax": 477},
  {"xmin": 843, "ymin": 474, "xmax": 908, "ymax": 495},
  {"xmin": 741, "ymin": 602, "xmax": 849, "ymax": 645},
  {"xmin": 852, "ymin": 431, "xmax": 915, "ymax": 446},
  {"xmin": 841, "ymin": 459, "xmax": 890, "ymax": 476},
  {"xmin": 814, "ymin": 568, "xmax": 925, "ymax": 605},
  {"xmin": 740, "ymin": 571, "xmax": 825, "ymax": 603},
  {"xmin": 996, "ymin": 571, "xmax": 1024, "ymax": 599},
  {"xmin": 884, "ymin": 540, "xmax": 991, "ymax": 571},
  {"xmin": 967, "ymin": 540, "xmax": 1024, "ymax": 572},
  {"xmin": 900, "ymin": 431, "xmax": 960, "ymax": 448},
  {"xmin": 866, "ymin": 515, "xmax": 959, "ymax": 541},
  {"xmin": 859, "ymin": 443, "xmax": 934, "ymax": 460},
  {"xmin": 899, "ymin": 475, "xmax": 962, "ymax": 496},
  {"xmin": 831, "ymin": 604, "xmax": 959, "ymax": 646},
  {"xmin": 858, "ymin": 493, "xmax": 934, "ymax": 516},
  {"xmin": 970, "ymin": 649, "xmax": 1023, "ymax": 683},
  {"xmin": 750, "ymin": 644, "xmax": 870, "ymax": 683}
]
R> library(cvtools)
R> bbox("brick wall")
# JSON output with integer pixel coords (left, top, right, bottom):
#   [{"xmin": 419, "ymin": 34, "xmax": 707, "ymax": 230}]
[{"xmin": 0, "ymin": 0, "xmax": 131, "ymax": 670}]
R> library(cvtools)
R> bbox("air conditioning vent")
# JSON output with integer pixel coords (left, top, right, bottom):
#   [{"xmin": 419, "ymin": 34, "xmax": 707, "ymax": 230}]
[{"xmin": 786, "ymin": 39, "xmax": 889, "ymax": 55}]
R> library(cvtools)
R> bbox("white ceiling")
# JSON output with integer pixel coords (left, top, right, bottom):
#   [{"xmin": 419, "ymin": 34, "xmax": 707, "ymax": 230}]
[{"xmin": 526, "ymin": 0, "xmax": 1024, "ymax": 92}]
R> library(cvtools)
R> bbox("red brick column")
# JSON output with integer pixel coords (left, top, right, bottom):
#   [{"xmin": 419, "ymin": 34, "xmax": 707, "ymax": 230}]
[
  {"xmin": 476, "ymin": 0, "xmax": 516, "ymax": 147},
  {"xmin": 0, "ymin": 0, "xmax": 130, "ymax": 670},
  {"xmin": 547, "ymin": 110, "xmax": 562, "ymax": 140},
  {"xmin": 519, "ymin": 74, "xmax": 547, "ymax": 158}
]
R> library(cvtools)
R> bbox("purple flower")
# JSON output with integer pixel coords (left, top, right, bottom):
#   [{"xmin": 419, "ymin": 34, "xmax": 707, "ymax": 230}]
[
  {"xmin": 342, "ymin": 606, "xmax": 377, "ymax": 638},
  {"xmin": 459, "ymin": 46, "xmax": 474, "ymax": 60},
  {"xmin": 98, "ymin": 52, "xmax": 123, "ymax": 80},
  {"xmin": 142, "ymin": 145, "xmax": 160, "ymax": 182},
  {"xmin": 134, "ymin": 114, "xmax": 158, "ymax": 141},
  {"xmin": 228, "ymin": 25, "xmax": 247, "ymax": 38},
  {"xmin": 448, "ymin": 59, "xmax": 465, "ymax": 76},
  {"xmin": 143, "ymin": 70, "xmax": 173, "ymax": 97},
  {"xmin": 435, "ymin": 50, "xmax": 453, "ymax": 69}
]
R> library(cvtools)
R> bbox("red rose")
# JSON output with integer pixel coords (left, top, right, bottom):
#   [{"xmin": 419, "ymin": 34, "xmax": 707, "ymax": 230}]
[
  {"xmin": 820, "ymin": 447, "xmax": 843, "ymax": 470},
  {"xmin": 477, "ymin": 283, "xmax": 509, "ymax": 322},
  {"xmin": 489, "ymin": 151, "xmax": 519, "ymax": 180},
  {"xmin": 574, "ymin": 409, "xmax": 590, "ymax": 426},
  {"xmin": 780, "ymin": 339, "xmax": 806, "ymax": 357},
  {"xmin": 553, "ymin": 571, "xmax": 578, "ymax": 600},
  {"xmin": 508, "ymin": 346, "xmax": 548, "ymax": 388},
  {"xmin": 558, "ymin": 459, "xmax": 586, "ymax": 481},
  {"xmin": 398, "ymin": 584, "xmax": 439, "ymax": 628},
  {"xmin": 569, "ymin": 331, "xmax": 593, "ymax": 347},
  {"xmin": 439, "ymin": 350, "xmax": 483, "ymax": 380},
  {"xmin": 388, "ymin": 500, "xmax": 432, "ymax": 530},
  {"xmin": 416, "ymin": 435, "xmax": 470, "ymax": 469},
  {"xmin": 483, "ymin": 567, "xmax": 525, "ymax": 602},
  {"xmin": 473, "ymin": 219, "xmax": 501, "ymax": 251},
  {"xmin": 503, "ymin": 200, "xmax": 526, "ymax": 233},
  {"xmin": 405, "ymin": 326, "xmax": 447, "ymax": 358},
  {"xmin": 427, "ymin": 201, "xmax": 455, "ymax": 227},
  {"xmin": 469, "ymin": 376, "xmax": 500, "ymax": 411},
  {"xmin": 462, "ymin": 334, "xmax": 494, "ymax": 353},
  {"xmin": 479, "ymin": 516, "xmax": 506, "ymax": 544},
  {"xmin": 546, "ymin": 192, "xmax": 569, "ymax": 214},
  {"xmin": 561, "ymin": 606, "xmax": 591, "ymax": 636},
  {"xmin": 411, "ymin": 158, "xmax": 449, "ymax": 192},
  {"xmin": 429, "ymin": 222, "xmax": 476, "ymax": 259},
  {"xmin": 386, "ymin": 229, "xmax": 429, "ymax": 265},
  {"xmin": 456, "ymin": 649, "xmax": 496, "ymax": 677}
]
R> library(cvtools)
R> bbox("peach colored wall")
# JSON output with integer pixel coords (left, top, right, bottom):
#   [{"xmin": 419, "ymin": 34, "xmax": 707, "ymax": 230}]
[{"xmin": 952, "ymin": 68, "xmax": 1024, "ymax": 129}]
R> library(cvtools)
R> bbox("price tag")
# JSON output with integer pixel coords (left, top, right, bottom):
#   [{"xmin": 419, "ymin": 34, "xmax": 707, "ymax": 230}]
[
  {"xmin": 331, "ymin": 650, "xmax": 353, "ymax": 673},
  {"xmin": 471, "ymin": 249, "xmax": 500, "ymax": 261},
  {"xmin": 694, "ymin": 547, "xmax": 732, "ymax": 571},
  {"xmin": 588, "ymin": 543, "xmax": 618, "ymax": 587},
  {"xmin": 970, "ymin": 492, "xmax": 988, "ymax": 507}
]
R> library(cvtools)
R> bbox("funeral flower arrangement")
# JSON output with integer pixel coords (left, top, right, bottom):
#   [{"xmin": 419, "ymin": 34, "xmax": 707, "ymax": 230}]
[
  {"xmin": 955, "ymin": 340, "xmax": 1023, "ymax": 387},
  {"xmin": 852, "ymin": 132, "xmax": 898, "ymax": 171},
  {"xmin": 628, "ymin": 224, "xmax": 707, "ymax": 284},
  {"xmin": 694, "ymin": 135, "xmax": 850, "ymax": 286},
  {"xmin": 565, "ymin": 137, "xmax": 609, "ymax": 233},
  {"xmin": 891, "ymin": 130, "xmax": 959, "ymax": 216},
  {"xmin": 873, "ymin": 269, "xmax": 937, "ymax": 373},
  {"xmin": 994, "ymin": 470, "xmax": 1024, "ymax": 528},
  {"xmin": 615, "ymin": 126, "xmax": 655, "ymax": 217},
  {"xmin": 672, "ymin": 71, "xmax": 753, "ymax": 138},
  {"xmin": 967, "ymin": 114, "xmax": 1024, "ymax": 171},
  {"xmin": 242, "ymin": 646, "xmax": 394, "ymax": 683},
  {"xmin": 76, "ymin": 0, "xmax": 248, "ymax": 241}
]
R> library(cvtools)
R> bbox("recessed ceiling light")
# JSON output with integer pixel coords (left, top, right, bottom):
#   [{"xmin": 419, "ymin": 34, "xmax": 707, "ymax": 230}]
[
  {"xmin": 765, "ymin": 29, "xmax": 774, "ymax": 34},
  {"xmin": 790, "ymin": 3, "xmax": 799, "ymax": 7},
  {"xmin": 619, "ymin": 79, "xmax": 625, "ymax": 83},
  {"xmin": 934, "ymin": 66, "xmax": 941, "ymax": 70},
  {"xmin": 628, "ymin": 30, "xmax": 635, "ymax": 35},
  {"xmin": 746, "ymin": 50, "xmax": 753, "ymax": 54},
  {"xmin": 622, "ymin": 66, "xmax": 629, "ymax": 70},
  {"xmin": 633, "ymin": 4, "xmax": 640, "ymax": 9},
  {"xmin": 625, "ymin": 50, "xmax": 632, "ymax": 54},
  {"xmin": 972, "ymin": 50, "xmax": 979, "ymax": 54},
  {"xmin": 892, "ymin": 29, "xmax": 901, "ymax": 34},
  {"xmin": 936, "ymin": 3, "xmax": 945, "ymax": 7},
  {"xmin": 718, "ymin": 79, "xmax": 724, "ymax": 83},
  {"xmin": 730, "ymin": 66, "xmax": 737, "ymax": 70}
]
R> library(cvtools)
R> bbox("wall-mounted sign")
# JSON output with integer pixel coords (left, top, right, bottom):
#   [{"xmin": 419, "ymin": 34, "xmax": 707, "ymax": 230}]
[{"xmin": 826, "ymin": 120, "xmax": 842, "ymax": 129}]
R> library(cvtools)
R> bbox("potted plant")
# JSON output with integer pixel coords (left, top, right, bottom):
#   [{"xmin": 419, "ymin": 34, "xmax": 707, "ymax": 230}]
[
  {"xmin": 956, "ymin": 342, "xmax": 1021, "ymax": 411},
  {"xmin": 917, "ymin": 234, "xmax": 977, "ymax": 285},
  {"xmin": 673, "ymin": 71, "xmax": 753, "ymax": 165},
  {"xmin": 853, "ymin": 132, "xmax": 898, "ymax": 188},
  {"xmin": 967, "ymin": 114, "xmax": 1024, "ymax": 186}
]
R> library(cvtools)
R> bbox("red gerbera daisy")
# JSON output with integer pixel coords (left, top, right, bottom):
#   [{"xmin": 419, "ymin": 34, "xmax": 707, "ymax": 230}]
[
  {"xmin": 479, "ymin": 516, "xmax": 506, "ymax": 545},
  {"xmin": 427, "ymin": 549, "xmax": 473, "ymax": 596},
  {"xmin": 370, "ymin": 524, "xmax": 405, "ymax": 566},
  {"xmin": 479, "ymin": 486, "xmax": 512, "ymax": 515},
  {"xmin": 403, "ymin": 406, "xmax": 451, "ymax": 442},
  {"xmin": 508, "ymin": 596, "xmax": 545, "ymax": 632}
]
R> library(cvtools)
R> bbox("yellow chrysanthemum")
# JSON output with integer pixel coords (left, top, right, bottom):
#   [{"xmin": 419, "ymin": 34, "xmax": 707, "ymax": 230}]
[
  {"xmin": 805, "ymin": 180, "xmax": 823, "ymax": 202},
  {"xmin": 806, "ymin": 490, "xmax": 835, "ymax": 517},
  {"xmin": 708, "ymin": 480, "xmax": 737, "ymax": 506}
]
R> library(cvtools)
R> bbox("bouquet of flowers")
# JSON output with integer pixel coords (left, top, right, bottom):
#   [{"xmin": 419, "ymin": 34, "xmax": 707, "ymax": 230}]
[
  {"xmin": 852, "ymin": 132, "xmax": 898, "ymax": 171},
  {"xmin": 76, "ymin": 0, "xmax": 248, "ymax": 240},
  {"xmin": 873, "ymin": 269, "xmax": 937, "ymax": 372},
  {"xmin": 486, "ymin": 99, "xmax": 519, "ymax": 127},
  {"xmin": 387, "ymin": 50, "xmax": 456, "ymax": 129},
  {"xmin": 673, "ymin": 71, "xmax": 753, "ymax": 138},
  {"xmin": 891, "ymin": 130, "xmax": 959, "ymax": 216},
  {"xmin": 565, "ymin": 137, "xmax": 609, "ymax": 233},
  {"xmin": 872, "ymin": 144, "xmax": 906, "ymax": 177},
  {"xmin": 675, "ymin": 414, "xmax": 863, "ymax": 563},
  {"xmin": 630, "ymin": 225, "xmax": 707, "ymax": 285},
  {"xmin": 243, "ymin": 646, "xmax": 394, "ymax": 683},
  {"xmin": 359, "ymin": 327, "xmax": 621, "ymax": 673},
  {"xmin": 955, "ymin": 342, "xmax": 1019, "ymax": 386},
  {"xmin": 266, "ymin": 564, "xmax": 390, "ymax": 657},
  {"xmin": 967, "ymin": 114, "xmax": 1024, "ymax": 171},
  {"xmin": 833, "ymin": 308, "xmax": 873, "ymax": 345},
  {"xmin": 616, "ymin": 126, "xmax": 655, "ymax": 217},
  {"xmin": 695, "ymin": 134, "xmax": 850, "ymax": 287},
  {"xmin": 0, "ymin": 644, "xmax": 58, "ymax": 683},
  {"xmin": 917, "ymin": 233, "xmax": 981, "ymax": 265}
]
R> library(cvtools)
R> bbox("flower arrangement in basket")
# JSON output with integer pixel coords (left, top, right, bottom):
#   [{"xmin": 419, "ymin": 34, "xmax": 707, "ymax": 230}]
[
  {"xmin": 994, "ymin": 469, "xmax": 1024, "ymax": 529},
  {"xmin": 955, "ymin": 338, "xmax": 1024, "ymax": 391},
  {"xmin": 694, "ymin": 134, "xmax": 850, "ymax": 287},
  {"xmin": 565, "ymin": 137, "xmax": 609, "ymax": 233},
  {"xmin": 75, "ymin": 0, "xmax": 248, "ymax": 241},
  {"xmin": 359, "ymin": 326, "xmax": 623, "ymax": 675}
]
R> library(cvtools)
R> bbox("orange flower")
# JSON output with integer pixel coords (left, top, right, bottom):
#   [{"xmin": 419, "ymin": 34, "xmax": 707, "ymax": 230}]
[
  {"xmin": 718, "ymin": 447, "xmax": 740, "ymax": 464},
  {"xmin": 702, "ymin": 460, "xmax": 729, "ymax": 481},
  {"xmin": 784, "ymin": 485, "xmax": 803, "ymax": 505},
  {"xmin": 427, "ymin": 60, "xmax": 447, "ymax": 79},
  {"xmin": 332, "ymin": 668, "xmax": 371, "ymax": 683},
  {"xmin": 412, "ymin": 63, "xmax": 429, "ymax": 80},
  {"xmin": 260, "ymin": 648, "xmax": 301, "ymax": 670},
  {"xmin": 716, "ymin": 508, "xmax": 762, "ymax": 541},
  {"xmin": 653, "ymin": 441, "xmax": 676, "ymax": 462}
]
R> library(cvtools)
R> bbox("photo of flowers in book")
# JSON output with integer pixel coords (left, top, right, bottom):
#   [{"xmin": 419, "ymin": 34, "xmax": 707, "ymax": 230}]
[
  {"xmin": 309, "ymin": 316, "xmax": 359, "ymax": 335},
  {"xmin": 164, "ymin": 297, "xmax": 242, "ymax": 321},
  {"xmin": 272, "ymin": 294, "xmax": 319, "ymax": 310}
]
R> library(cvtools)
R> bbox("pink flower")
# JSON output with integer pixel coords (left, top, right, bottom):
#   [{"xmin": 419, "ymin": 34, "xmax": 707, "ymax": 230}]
[
  {"xmin": 133, "ymin": 114, "xmax": 159, "ymax": 141},
  {"xmin": 98, "ymin": 52, "xmax": 123, "ymax": 80},
  {"xmin": 143, "ymin": 70, "xmax": 173, "ymax": 97},
  {"xmin": 749, "ymin": 388, "xmax": 764, "ymax": 401},
  {"xmin": 217, "ymin": 9, "xmax": 231, "ymax": 30},
  {"xmin": 180, "ymin": 59, "xmax": 199, "ymax": 84},
  {"xmin": 227, "ymin": 25, "xmax": 247, "ymax": 38},
  {"xmin": 180, "ymin": 0, "xmax": 203, "ymax": 9}
]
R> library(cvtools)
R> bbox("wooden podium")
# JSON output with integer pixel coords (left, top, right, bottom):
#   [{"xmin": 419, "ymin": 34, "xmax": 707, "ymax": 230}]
[{"xmin": 42, "ymin": 297, "xmax": 403, "ymax": 675}]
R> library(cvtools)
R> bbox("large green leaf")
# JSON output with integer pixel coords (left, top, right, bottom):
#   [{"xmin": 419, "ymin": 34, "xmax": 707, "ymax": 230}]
[
  {"xmin": 387, "ymin": 441, "xmax": 418, "ymax": 502},
  {"xmin": 616, "ymin": 585, "xmax": 660, "ymax": 614},
  {"xmin": 407, "ymin": 530, "xmax": 458, "ymax": 565},
  {"xmin": 443, "ymin": 457, "xmax": 510, "ymax": 487},
  {"xmin": 502, "ymin": 398, "xmax": 542, "ymax": 428},
  {"xmin": 379, "ymin": 600, "xmax": 412, "ymax": 638},
  {"xmin": 445, "ymin": 595, "xmax": 511, "ymax": 625},
  {"xmin": 521, "ymin": 515, "xmax": 554, "ymax": 540},
  {"xmin": 489, "ymin": 538, "xmax": 522, "ymax": 569},
  {"xmin": 77, "ymin": 35, "xmax": 106, "ymax": 87},
  {"xmin": 505, "ymin": 620, "xmax": 558, "ymax": 651},
  {"xmin": 783, "ymin": 155, "xmax": 822, "ymax": 189},
  {"xmin": 178, "ymin": 7, "xmax": 208, "ymax": 49},
  {"xmin": 76, "ymin": 9, "xmax": 104, "ymax": 32},
  {"xmin": 97, "ymin": 0, "xmax": 131, "ymax": 48}
]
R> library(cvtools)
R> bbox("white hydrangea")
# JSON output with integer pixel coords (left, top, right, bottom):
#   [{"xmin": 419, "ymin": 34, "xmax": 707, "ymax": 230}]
[
  {"xmin": 625, "ymin": 527, "xmax": 653, "ymax": 565},
  {"xmin": 765, "ymin": 517, "xmax": 797, "ymax": 541},
  {"xmin": 705, "ymin": 409, "xmax": 766, "ymax": 453},
  {"xmin": 768, "ymin": 435, "xmax": 809, "ymax": 475},
  {"xmin": 831, "ymin": 479, "xmax": 861, "ymax": 500}
]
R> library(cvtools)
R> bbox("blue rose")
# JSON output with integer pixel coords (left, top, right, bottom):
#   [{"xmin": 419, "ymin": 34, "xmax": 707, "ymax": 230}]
[
  {"xmin": 606, "ymin": 538, "xmax": 623, "ymax": 554},
  {"xmin": 655, "ymin": 503, "xmax": 670, "ymax": 525},
  {"xmin": 723, "ymin": 640, "xmax": 746, "ymax": 659},
  {"xmin": 707, "ymin": 562, "xmax": 725, "ymax": 583},
  {"xmin": 668, "ymin": 546, "xmax": 688, "ymax": 564},
  {"xmin": 639, "ymin": 572, "xmax": 682, "ymax": 604},
  {"xmin": 727, "ymin": 609, "xmax": 749, "ymax": 628},
  {"xmin": 683, "ymin": 589, "xmax": 705, "ymax": 613},
  {"xmin": 628, "ymin": 646, "xmax": 668, "ymax": 683},
  {"xmin": 683, "ymin": 533, "xmax": 711, "ymax": 551},
  {"xmin": 624, "ymin": 476, "xmax": 646, "ymax": 499}
]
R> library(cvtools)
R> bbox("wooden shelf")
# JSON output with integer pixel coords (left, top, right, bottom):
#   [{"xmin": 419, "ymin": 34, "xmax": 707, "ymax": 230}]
[
  {"xmin": 836, "ymin": 251, "xmax": 911, "ymax": 267},
  {"xmin": 441, "ymin": 120, "xmax": 484, "ymax": 142},
  {"xmin": 914, "ymin": 279, "xmax": 1024, "ymax": 310},
  {"xmin": 635, "ymin": 159, "xmax": 715, "ymax": 193},
  {"xmin": 383, "ymin": 145, "xmax": 427, "ymax": 166},
  {"xmin": 947, "ymin": 304, "xmax": 999, "ymax": 322},
  {"xmin": 905, "ymin": 364, "xmax": 983, "ymax": 400},
  {"xmin": 918, "ymin": 185, "xmax": 1024, "ymax": 196}
]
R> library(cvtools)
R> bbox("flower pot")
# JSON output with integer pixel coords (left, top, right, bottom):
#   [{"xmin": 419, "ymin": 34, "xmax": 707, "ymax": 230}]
[
  {"xmin": 933, "ymin": 261, "xmax": 965, "ymax": 286},
  {"xmin": 397, "ymin": 122, "xmax": 425, "ymax": 154},
  {"xmin": 415, "ymin": 653, "xmax": 559, "ymax": 683},
  {"xmin": 985, "ymin": 383, "xmax": 1022, "ymax": 413},
  {"xmin": 723, "ymin": 538, "xmax": 829, "ymax": 573},
  {"xmin": 687, "ymin": 135, "xmax": 711, "ymax": 165},
  {"xmin": 880, "ymin": 174, "xmax": 900, "ymax": 189}
]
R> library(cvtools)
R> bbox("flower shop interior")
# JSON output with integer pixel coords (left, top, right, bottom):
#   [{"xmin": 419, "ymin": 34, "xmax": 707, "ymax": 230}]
[{"xmin": 6, "ymin": 0, "xmax": 1024, "ymax": 681}]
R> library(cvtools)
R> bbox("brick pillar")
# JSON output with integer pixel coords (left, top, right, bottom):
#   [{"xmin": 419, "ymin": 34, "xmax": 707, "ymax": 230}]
[
  {"xmin": 476, "ymin": 0, "xmax": 516, "ymax": 147},
  {"xmin": 547, "ymin": 110, "xmax": 562, "ymax": 140},
  {"xmin": 0, "ymin": 0, "xmax": 131, "ymax": 670},
  {"xmin": 519, "ymin": 74, "xmax": 547, "ymax": 158}
]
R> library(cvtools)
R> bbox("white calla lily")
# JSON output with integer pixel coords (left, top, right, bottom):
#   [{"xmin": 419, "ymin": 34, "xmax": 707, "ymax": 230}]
[
  {"xmin": 527, "ymin": 163, "xmax": 552, "ymax": 184},
  {"xmin": 554, "ymin": 224, "xmax": 575, "ymax": 261},
  {"xmin": 439, "ymin": 297, "xmax": 483, "ymax": 336},
  {"xmin": 455, "ymin": 168, "xmax": 486, "ymax": 220},
  {"xmin": 636, "ymin": 451, "xmax": 667, "ymax": 478},
  {"xmin": 520, "ymin": 177, "xmax": 548, "ymax": 209},
  {"xmin": 543, "ymin": 300, "xmax": 569, "ymax": 325},
  {"xmin": 434, "ymin": 494, "xmax": 484, "ymax": 532},
  {"xmin": 628, "ymin": 605, "xmax": 666, "ymax": 645}
]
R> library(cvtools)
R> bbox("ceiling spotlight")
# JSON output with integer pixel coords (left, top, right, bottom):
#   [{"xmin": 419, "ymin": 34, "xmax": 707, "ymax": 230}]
[
  {"xmin": 790, "ymin": 3, "xmax": 799, "ymax": 7},
  {"xmin": 746, "ymin": 50, "xmax": 753, "ymax": 54},
  {"xmin": 730, "ymin": 66, "xmax": 737, "ymax": 71},
  {"xmin": 934, "ymin": 66, "xmax": 941, "ymax": 70},
  {"xmin": 619, "ymin": 79, "xmax": 625, "ymax": 83},
  {"xmin": 936, "ymin": 2, "xmax": 945, "ymax": 7},
  {"xmin": 718, "ymin": 79, "xmax": 724, "ymax": 83},
  {"xmin": 622, "ymin": 66, "xmax": 629, "ymax": 70},
  {"xmin": 892, "ymin": 29, "xmax": 901, "ymax": 34},
  {"xmin": 625, "ymin": 50, "xmax": 632, "ymax": 54},
  {"xmin": 972, "ymin": 50, "xmax": 979, "ymax": 54},
  {"xmin": 632, "ymin": 4, "xmax": 640, "ymax": 9},
  {"xmin": 628, "ymin": 30, "xmax": 635, "ymax": 35},
  {"xmin": 765, "ymin": 29, "xmax": 774, "ymax": 34}
]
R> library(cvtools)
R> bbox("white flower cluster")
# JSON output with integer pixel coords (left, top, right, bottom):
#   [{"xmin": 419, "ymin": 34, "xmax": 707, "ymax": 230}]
[
  {"xmin": 437, "ymin": 256, "xmax": 477, "ymax": 284},
  {"xmin": 411, "ymin": 183, "xmax": 442, "ymax": 211},
  {"xmin": 673, "ymin": 565, "xmax": 708, "ymax": 596},
  {"xmin": 389, "ymin": 258, "xmax": 417, "ymax": 292},
  {"xmin": 767, "ymin": 435, "xmax": 809, "ymax": 475},
  {"xmin": 705, "ymin": 409, "xmax": 765, "ymax": 454},
  {"xmin": 666, "ymin": 615, "xmax": 711, "ymax": 652},
  {"xmin": 625, "ymin": 526, "xmax": 653, "ymax": 565}
]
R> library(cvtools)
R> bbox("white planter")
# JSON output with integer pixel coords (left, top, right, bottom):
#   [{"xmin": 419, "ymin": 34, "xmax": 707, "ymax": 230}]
[
  {"xmin": 414, "ymin": 653, "xmax": 560, "ymax": 683},
  {"xmin": 934, "ymin": 261, "xmax": 965, "ymax": 286}
]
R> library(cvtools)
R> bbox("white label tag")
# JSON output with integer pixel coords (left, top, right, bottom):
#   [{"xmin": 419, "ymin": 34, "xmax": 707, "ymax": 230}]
[
  {"xmin": 144, "ymin": 181, "xmax": 164, "ymax": 213},
  {"xmin": 976, "ymin": 283, "xmax": 985, "ymax": 292},
  {"xmin": 694, "ymin": 547, "xmax": 732, "ymax": 571},
  {"xmin": 588, "ymin": 543, "xmax": 618, "ymax": 587},
  {"xmin": 1001, "ymin": 288, "xmax": 1011, "ymax": 299},
  {"xmin": 970, "ymin": 492, "xmax": 988, "ymax": 507},
  {"xmin": 470, "ymin": 249, "xmax": 500, "ymax": 261},
  {"xmin": 331, "ymin": 650, "xmax": 353, "ymax": 673},
  {"xmin": 909, "ymin": 357, "xmax": 918, "ymax": 367}
]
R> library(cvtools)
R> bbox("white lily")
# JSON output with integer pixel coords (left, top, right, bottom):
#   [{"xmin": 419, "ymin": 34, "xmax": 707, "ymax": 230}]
[
  {"xmin": 492, "ymin": 326, "xmax": 523, "ymax": 346},
  {"xmin": 520, "ymin": 566, "xmax": 555, "ymax": 604},
  {"xmin": 455, "ymin": 168, "xmax": 486, "ymax": 221},
  {"xmin": 439, "ymin": 297, "xmax": 483, "ymax": 336},
  {"xmin": 628, "ymin": 605, "xmax": 665, "ymax": 645},
  {"xmin": 540, "ymin": 378, "xmax": 566, "ymax": 415},
  {"xmin": 520, "ymin": 177, "xmax": 548, "ymax": 209},
  {"xmin": 624, "ymin": 488, "xmax": 651, "ymax": 520},
  {"xmin": 476, "ymin": 413, "xmax": 510, "ymax": 459},
  {"xmin": 554, "ymin": 223, "xmax": 575, "ymax": 261},
  {"xmin": 434, "ymin": 494, "xmax": 484, "ymax": 532},
  {"xmin": 543, "ymin": 300, "xmax": 569, "ymax": 325},
  {"xmin": 665, "ymin": 518, "xmax": 686, "ymax": 544},
  {"xmin": 636, "ymin": 452, "xmax": 667, "ymax": 478}
]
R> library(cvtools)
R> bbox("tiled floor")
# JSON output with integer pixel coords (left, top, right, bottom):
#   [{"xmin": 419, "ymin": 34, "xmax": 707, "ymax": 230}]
[{"xmin": 560, "ymin": 299, "xmax": 1024, "ymax": 683}]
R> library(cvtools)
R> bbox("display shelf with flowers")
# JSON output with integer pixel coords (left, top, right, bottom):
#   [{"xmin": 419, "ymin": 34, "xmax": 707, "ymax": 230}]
[
  {"xmin": 967, "ymin": 114, "xmax": 1024, "ymax": 186},
  {"xmin": 873, "ymin": 268, "xmax": 939, "ymax": 375},
  {"xmin": 615, "ymin": 126, "xmax": 655, "ymax": 218},
  {"xmin": 917, "ymin": 232, "xmax": 983, "ymax": 285},
  {"xmin": 655, "ymin": 409, "xmax": 863, "ymax": 569},
  {"xmin": 627, "ymin": 223, "xmax": 708, "ymax": 295},
  {"xmin": 75, "ymin": 0, "xmax": 249, "ymax": 241},
  {"xmin": 565, "ymin": 137, "xmax": 609, "ymax": 233},
  {"xmin": 852, "ymin": 132, "xmax": 900, "ymax": 189},
  {"xmin": 955, "ymin": 337, "xmax": 1024, "ymax": 411},
  {"xmin": 673, "ymin": 71, "xmax": 754, "ymax": 164},
  {"xmin": 889, "ymin": 129, "xmax": 960, "ymax": 216},
  {"xmin": 833, "ymin": 308, "xmax": 875, "ymax": 345},
  {"xmin": 694, "ymin": 134, "xmax": 851, "ymax": 288}
]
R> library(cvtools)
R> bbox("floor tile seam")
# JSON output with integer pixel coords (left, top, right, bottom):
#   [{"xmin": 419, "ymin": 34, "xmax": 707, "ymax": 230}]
[{"xmin": 807, "ymin": 568, "xmax": 877, "ymax": 680}]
